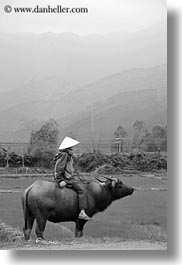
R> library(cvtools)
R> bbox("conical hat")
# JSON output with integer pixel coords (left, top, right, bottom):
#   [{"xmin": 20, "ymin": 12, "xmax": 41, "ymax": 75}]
[{"xmin": 59, "ymin": 137, "xmax": 80, "ymax": 150}]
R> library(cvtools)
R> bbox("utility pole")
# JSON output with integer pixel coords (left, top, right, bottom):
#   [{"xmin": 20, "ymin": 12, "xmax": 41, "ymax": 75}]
[
  {"xmin": 19, "ymin": 139, "xmax": 24, "ymax": 169},
  {"xmin": 21, "ymin": 146, "xmax": 25, "ymax": 168},
  {"xmin": 91, "ymin": 106, "xmax": 95, "ymax": 152}
]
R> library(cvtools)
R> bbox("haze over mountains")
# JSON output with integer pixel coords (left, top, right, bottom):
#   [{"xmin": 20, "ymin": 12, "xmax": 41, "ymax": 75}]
[
  {"xmin": 0, "ymin": 24, "xmax": 167, "ymax": 142},
  {"xmin": 60, "ymin": 65, "xmax": 167, "ymax": 142}
]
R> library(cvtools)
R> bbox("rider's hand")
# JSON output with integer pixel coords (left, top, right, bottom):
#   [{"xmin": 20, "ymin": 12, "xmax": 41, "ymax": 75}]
[{"xmin": 59, "ymin": 181, "xmax": 66, "ymax": 188}]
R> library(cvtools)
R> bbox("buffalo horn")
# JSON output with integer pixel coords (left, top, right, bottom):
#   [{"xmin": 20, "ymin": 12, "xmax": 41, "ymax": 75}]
[
  {"xmin": 104, "ymin": 176, "xmax": 118, "ymax": 182},
  {"xmin": 95, "ymin": 176, "xmax": 106, "ymax": 183}
]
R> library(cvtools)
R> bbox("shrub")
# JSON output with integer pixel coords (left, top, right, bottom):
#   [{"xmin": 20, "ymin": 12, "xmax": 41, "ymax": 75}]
[{"xmin": 75, "ymin": 151, "xmax": 167, "ymax": 173}]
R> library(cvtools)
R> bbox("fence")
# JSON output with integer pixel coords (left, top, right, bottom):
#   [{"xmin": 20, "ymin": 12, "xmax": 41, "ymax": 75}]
[
  {"xmin": 0, "ymin": 140, "xmax": 134, "ymax": 154},
  {"xmin": 0, "ymin": 138, "xmax": 166, "ymax": 156}
]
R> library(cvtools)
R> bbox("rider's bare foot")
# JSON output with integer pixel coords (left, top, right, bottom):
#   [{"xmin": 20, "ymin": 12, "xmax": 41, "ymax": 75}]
[{"xmin": 78, "ymin": 213, "xmax": 92, "ymax": 221}]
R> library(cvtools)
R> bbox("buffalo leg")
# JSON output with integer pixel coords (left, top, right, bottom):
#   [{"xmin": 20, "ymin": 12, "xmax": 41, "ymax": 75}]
[
  {"xmin": 35, "ymin": 217, "xmax": 46, "ymax": 239},
  {"xmin": 23, "ymin": 213, "xmax": 35, "ymax": 240},
  {"xmin": 75, "ymin": 219, "xmax": 87, "ymax": 238}
]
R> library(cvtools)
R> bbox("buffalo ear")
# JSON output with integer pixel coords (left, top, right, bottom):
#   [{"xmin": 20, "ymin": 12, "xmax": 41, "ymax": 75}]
[
  {"xmin": 106, "ymin": 180, "xmax": 116, "ymax": 189},
  {"xmin": 111, "ymin": 180, "xmax": 116, "ymax": 188}
]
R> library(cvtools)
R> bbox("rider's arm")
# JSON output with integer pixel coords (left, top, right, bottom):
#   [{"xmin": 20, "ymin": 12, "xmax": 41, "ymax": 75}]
[{"xmin": 55, "ymin": 152, "xmax": 68, "ymax": 181}]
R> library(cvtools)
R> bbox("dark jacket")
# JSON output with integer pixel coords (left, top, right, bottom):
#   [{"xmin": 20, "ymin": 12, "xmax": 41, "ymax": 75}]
[{"xmin": 54, "ymin": 151, "xmax": 74, "ymax": 182}]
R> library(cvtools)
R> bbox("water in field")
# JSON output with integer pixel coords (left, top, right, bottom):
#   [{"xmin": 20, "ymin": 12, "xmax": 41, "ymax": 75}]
[{"xmin": 0, "ymin": 175, "xmax": 167, "ymax": 241}]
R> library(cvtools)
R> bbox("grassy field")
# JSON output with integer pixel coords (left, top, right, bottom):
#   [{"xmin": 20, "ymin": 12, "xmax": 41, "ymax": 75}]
[{"xmin": 0, "ymin": 173, "xmax": 167, "ymax": 245}]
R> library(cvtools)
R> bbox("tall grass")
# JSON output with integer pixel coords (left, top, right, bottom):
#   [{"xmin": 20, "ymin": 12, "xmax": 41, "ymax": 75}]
[{"xmin": 0, "ymin": 220, "xmax": 23, "ymax": 247}]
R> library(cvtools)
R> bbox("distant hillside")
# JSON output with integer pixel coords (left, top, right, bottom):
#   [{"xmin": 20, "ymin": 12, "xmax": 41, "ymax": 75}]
[
  {"xmin": 0, "ymin": 65, "xmax": 167, "ymax": 141},
  {"xmin": 61, "ymin": 88, "xmax": 167, "ymax": 142},
  {"xmin": 0, "ymin": 25, "xmax": 166, "ymax": 96},
  {"xmin": 67, "ymin": 64, "xmax": 167, "ymax": 106}
]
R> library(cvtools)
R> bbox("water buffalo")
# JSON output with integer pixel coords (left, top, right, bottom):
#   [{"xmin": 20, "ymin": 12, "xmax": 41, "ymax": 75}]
[{"xmin": 21, "ymin": 176, "xmax": 134, "ymax": 241}]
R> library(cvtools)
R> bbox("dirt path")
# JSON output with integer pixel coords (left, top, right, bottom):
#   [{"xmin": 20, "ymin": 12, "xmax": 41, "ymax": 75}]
[{"xmin": 2, "ymin": 240, "xmax": 167, "ymax": 250}]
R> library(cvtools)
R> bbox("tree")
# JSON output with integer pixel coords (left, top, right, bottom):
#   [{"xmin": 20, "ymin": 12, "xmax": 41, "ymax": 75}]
[
  {"xmin": 141, "ymin": 125, "xmax": 167, "ymax": 152},
  {"xmin": 28, "ymin": 119, "xmax": 60, "ymax": 167},
  {"xmin": 132, "ymin": 121, "xmax": 146, "ymax": 151},
  {"xmin": 114, "ymin": 125, "xmax": 128, "ymax": 139},
  {"xmin": 152, "ymin": 125, "xmax": 167, "ymax": 151},
  {"xmin": 140, "ymin": 130, "xmax": 158, "ymax": 152},
  {"xmin": 152, "ymin": 126, "xmax": 166, "ymax": 138},
  {"xmin": 133, "ymin": 121, "xmax": 145, "ymax": 133}
]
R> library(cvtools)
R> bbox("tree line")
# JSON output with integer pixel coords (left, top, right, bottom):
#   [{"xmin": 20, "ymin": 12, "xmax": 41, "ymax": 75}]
[
  {"xmin": 114, "ymin": 121, "xmax": 167, "ymax": 152},
  {"xmin": 0, "ymin": 119, "xmax": 167, "ymax": 168}
]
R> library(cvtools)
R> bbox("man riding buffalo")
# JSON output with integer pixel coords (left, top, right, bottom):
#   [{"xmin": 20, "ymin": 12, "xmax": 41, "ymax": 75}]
[
  {"xmin": 54, "ymin": 136, "xmax": 92, "ymax": 221},
  {"xmin": 22, "ymin": 148, "xmax": 134, "ymax": 241}
]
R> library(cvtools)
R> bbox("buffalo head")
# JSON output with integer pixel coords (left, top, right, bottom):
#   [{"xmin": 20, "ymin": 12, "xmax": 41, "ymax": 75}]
[{"xmin": 96, "ymin": 176, "xmax": 134, "ymax": 200}]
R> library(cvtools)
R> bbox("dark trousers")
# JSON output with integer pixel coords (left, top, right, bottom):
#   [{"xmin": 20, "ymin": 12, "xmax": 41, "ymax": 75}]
[{"xmin": 66, "ymin": 179, "xmax": 87, "ymax": 210}]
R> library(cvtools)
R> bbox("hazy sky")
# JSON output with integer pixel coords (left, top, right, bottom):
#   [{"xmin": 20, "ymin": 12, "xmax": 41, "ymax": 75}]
[{"xmin": 0, "ymin": 0, "xmax": 166, "ymax": 35}]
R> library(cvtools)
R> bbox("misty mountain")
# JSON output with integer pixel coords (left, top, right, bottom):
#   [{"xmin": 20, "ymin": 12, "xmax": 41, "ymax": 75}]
[
  {"xmin": 0, "ymin": 64, "xmax": 167, "ymax": 142},
  {"xmin": 0, "ymin": 23, "xmax": 166, "ymax": 97}
]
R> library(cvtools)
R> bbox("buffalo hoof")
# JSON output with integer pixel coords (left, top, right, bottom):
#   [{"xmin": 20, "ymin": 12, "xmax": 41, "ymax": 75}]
[{"xmin": 36, "ymin": 238, "xmax": 49, "ymax": 244}]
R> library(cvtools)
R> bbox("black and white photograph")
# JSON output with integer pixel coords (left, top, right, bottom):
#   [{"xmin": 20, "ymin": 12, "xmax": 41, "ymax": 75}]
[{"xmin": 0, "ymin": 0, "xmax": 168, "ymax": 252}]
